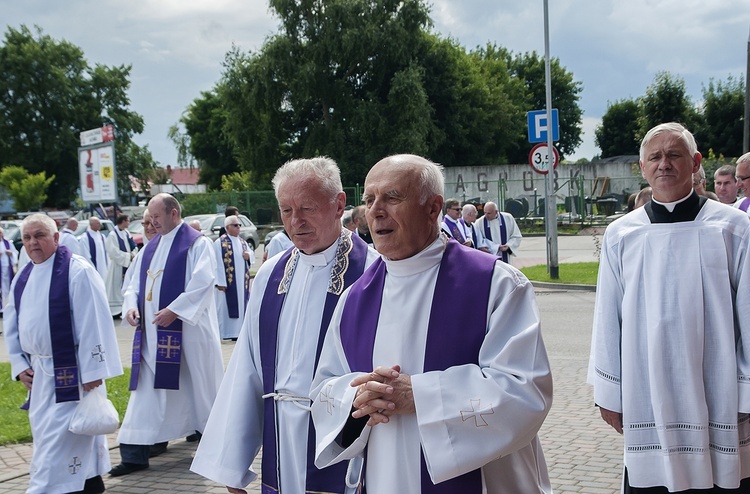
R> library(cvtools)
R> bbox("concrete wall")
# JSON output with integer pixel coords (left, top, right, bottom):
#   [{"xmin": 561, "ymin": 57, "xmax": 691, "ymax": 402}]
[{"xmin": 443, "ymin": 161, "xmax": 644, "ymax": 213}]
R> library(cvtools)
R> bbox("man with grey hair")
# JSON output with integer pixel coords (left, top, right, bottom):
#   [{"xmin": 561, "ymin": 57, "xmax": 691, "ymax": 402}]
[
  {"xmin": 311, "ymin": 154, "xmax": 553, "ymax": 493},
  {"xmin": 350, "ymin": 204, "xmax": 373, "ymax": 245},
  {"xmin": 213, "ymin": 215, "xmax": 253, "ymax": 340},
  {"xmin": 0, "ymin": 226, "xmax": 18, "ymax": 313},
  {"xmin": 59, "ymin": 217, "xmax": 81, "ymax": 256},
  {"xmin": 461, "ymin": 203, "xmax": 481, "ymax": 249},
  {"xmin": 192, "ymin": 157, "xmax": 377, "ymax": 493},
  {"xmin": 714, "ymin": 164, "xmax": 739, "ymax": 205},
  {"xmin": 5, "ymin": 213, "xmax": 122, "ymax": 493},
  {"xmin": 474, "ymin": 201, "xmax": 522, "ymax": 263},
  {"xmin": 78, "ymin": 217, "xmax": 107, "ymax": 280},
  {"xmin": 590, "ymin": 122, "xmax": 750, "ymax": 491},
  {"xmin": 734, "ymin": 152, "xmax": 750, "ymax": 215},
  {"xmin": 110, "ymin": 193, "xmax": 223, "ymax": 476}
]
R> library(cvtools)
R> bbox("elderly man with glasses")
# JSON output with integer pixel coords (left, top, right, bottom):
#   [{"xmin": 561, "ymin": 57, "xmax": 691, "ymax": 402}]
[
  {"xmin": 734, "ymin": 152, "xmax": 750, "ymax": 215},
  {"xmin": 441, "ymin": 198, "xmax": 473, "ymax": 247},
  {"xmin": 213, "ymin": 215, "xmax": 254, "ymax": 340}
]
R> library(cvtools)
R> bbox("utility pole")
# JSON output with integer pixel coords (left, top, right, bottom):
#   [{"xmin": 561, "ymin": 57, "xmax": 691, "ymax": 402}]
[
  {"xmin": 543, "ymin": 0, "xmax": 559, "ymax": 279},
  {"xmin": 744, "ymin": 26, "xmax": 749, "ymax": 153}
]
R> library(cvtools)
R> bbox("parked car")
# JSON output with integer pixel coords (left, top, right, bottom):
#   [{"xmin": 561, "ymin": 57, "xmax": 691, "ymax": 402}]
[
  {"xmin": 127, "ymin": 219, "xmax": 145, "ymax": 248},
  {"xmin": 183, "ymin": 214, "xmax": 260, "ymax": 249}
]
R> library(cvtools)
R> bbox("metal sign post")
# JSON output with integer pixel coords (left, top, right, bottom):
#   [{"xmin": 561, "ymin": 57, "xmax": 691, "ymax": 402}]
[{"xmin": 543, "ymin": 0, "xmax": 559, "ymax": 279}]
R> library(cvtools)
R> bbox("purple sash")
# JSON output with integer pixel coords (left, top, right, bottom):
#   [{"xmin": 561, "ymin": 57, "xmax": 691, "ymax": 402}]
[
  {"xmin": 86, "ymin": 231, "xmax": 106, "ymax": 270},
  {"xmin": 483, "ymin": 216, "xmax": 509, "ymax": 263},
  {"xmin": 339, "ymin": 239, "xmax": 497, "ymax": 493},
  {"xmin": 739, "ymin": 197, "xmax": 750, "ymax": 213},
  {"xmin": 114, "ymin": 229, "xmax": 130, "ymax": 276},
  {"xmin": 14, "ymin": 245, "xmax": 80, "ymax": 403},
  {"xmin": 258, "ymin": 232, "xmax": 368, "ymax": 493},
  {"xmin": 219, "ymin": 234, "xmax": 250, "ymax": 319},
  {"xmin": 130, "ymin": 222, "xmax": 202, "ymax": 391},
  {"xmin": 442, "ymin": 217, "xmax": 465, "ymax": 243}
]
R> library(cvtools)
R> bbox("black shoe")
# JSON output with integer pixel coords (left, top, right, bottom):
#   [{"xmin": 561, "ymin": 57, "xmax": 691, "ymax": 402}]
[
  {"xmin": 149, "ymin": 442, "xmax": 168, "ymax": 458},
  {"xmin": 185, "ymin": 431, "xmax": 202, "ymax": 443},
  {"xmin": 109, "ymin": 462, "xmax": 148, "ymax": 477}
]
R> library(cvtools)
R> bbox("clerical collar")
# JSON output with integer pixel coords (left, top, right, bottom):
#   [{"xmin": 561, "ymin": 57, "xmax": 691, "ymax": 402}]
[
  {"xmin": 645, "ymin": 191, "xmax": 706, "ymax": 223},
  {"xmin": 298, "ymin": 237, "xmax": 338, "ymax": 267},
  {"xmin": 652, "ymin": 190, "xmax": 694, "ymax": 212},
  {"xmin": 383, "ymin": 233, "xmax": 446, "ymax": 277}
]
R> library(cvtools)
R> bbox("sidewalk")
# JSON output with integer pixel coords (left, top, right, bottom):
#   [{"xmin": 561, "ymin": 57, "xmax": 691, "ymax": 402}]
[{"xmin": 1, "ymin": 234, "xmax": 622, "ymax": 493}]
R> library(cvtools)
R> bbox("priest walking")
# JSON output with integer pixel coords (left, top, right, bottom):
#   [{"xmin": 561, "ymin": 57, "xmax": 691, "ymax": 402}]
[
  {"xmin": 310, "ymin": 154, "xmax": 553, "ymax": 493},
  {"xmin": 4, "ymin": 213, "xmax": 122, "ymax": 494},
  {"xmin": 191, "ymin": 157, "xmax": 378, "ymax": 493},
  {"xmin": 0, "ymin": 226, "xmax": 18, "ymax": 312},
  {"xmin": 110, "ymin": 193, "xmax": 223, "ymax": 476},
  {"xmin": 474, "ymin": 201, "xmax": 522, "ymax": 263},
  {"xmin": 213, "ymin": 215, "xmax": 254, "ymax": 340},
  {"xmin": 589, "ymin": 122, "xmax": 750, "ymax": 492},
  {"xmin": 78, "ymin": 217, "xmax": 108, "ymax": 280},
  {"xmin": 105, "ymin": 214, "xmax": 135, "ymax": 316}
]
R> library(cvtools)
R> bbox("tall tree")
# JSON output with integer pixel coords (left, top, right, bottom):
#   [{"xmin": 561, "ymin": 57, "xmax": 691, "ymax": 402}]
[
  {"xmin": 504, "ymin": 50, "xmax": 584, "ymax": 163},
  {"xmin": 694, "ymin": 75, "xmax": 745, "ymax": 157},
  {"xmin": 639, "ymin": 71, "xmax": 699, "ymax": 136},
  {"xmin": 594, "ymin": 99, "xmax": 641, "ymax": 158},
  {"xmin": 0, "ymin": 25, "xmax": 156, "ymax": 207}
]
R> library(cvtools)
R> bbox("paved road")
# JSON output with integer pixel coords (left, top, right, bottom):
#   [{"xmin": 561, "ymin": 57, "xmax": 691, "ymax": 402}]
[{"xmin": 1, "ymin": 234, "xmax": 628, "ymax": 493}]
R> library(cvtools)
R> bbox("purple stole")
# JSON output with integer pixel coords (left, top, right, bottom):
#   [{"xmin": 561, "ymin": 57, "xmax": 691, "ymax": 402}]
[
  {"xmin": 483, "ymin": 216, "xmax": 509, "ymax": 263},
  {"xmin": 339, "ymin": 240, "xmax": 496, "ymax": 493},
  {"xmin": 86, "ymin": 231, "xmax": 106, "ymax": 270},
  {"xmin": 219, "ymin": 234, "xmax": 250, "ymax": 319},
  {"xmin": 129, "ymin": 222, "xmax": 202, "ymax": 391},
  {"xmin": 14, "ymin": 245, "xmax": 80, "ymax": 403},
  {"xmin": 258, "ymin": 231, "xmax": 368, "ymax": 493},
  {"xmin": 739, "ymin": 197, "xmax": 750, "ymax": 213},
  {"xmin": 442, "ymin": 217, "xmax": 465, "ymax": 243},
  {"xmin": 113, "ymin": 229, "xmax": 130, "ymax": 276},
  {"xmin": 1, "ymin": 239, "xmax": 14, "ymax": 306}
]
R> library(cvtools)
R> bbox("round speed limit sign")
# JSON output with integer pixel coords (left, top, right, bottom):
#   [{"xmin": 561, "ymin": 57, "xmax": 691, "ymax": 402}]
[{"xmin": 528, "ymin": 143, "xmax": 560, "ymax": 175}]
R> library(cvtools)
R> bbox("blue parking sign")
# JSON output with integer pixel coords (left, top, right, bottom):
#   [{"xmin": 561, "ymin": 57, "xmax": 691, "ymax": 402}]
[{"xmin": 527, "ymin": 109, "xmax": 559, "ymax": 143}]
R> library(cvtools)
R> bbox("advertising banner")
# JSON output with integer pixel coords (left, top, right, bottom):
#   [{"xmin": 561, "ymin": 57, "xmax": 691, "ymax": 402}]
[{"xmin": 79, "ymin": 142, "xmax": 117, "ymax": 202}]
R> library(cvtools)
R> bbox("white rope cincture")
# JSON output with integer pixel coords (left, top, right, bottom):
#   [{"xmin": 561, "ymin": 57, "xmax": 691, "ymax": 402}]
[{"xmin": 261, "ymin": 392, "xmax": 312, "ymax": 411}]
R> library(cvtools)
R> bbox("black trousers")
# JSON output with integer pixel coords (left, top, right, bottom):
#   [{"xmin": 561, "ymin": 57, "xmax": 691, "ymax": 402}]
[{"xmin": 119, "ymin": 443, "xmax": 150, "ymax": 465}]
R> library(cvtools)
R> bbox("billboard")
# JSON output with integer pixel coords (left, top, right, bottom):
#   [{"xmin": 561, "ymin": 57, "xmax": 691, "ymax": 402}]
[{"xmin": 79, "ymin": 142, "xmax": 117, "ymax": 202}]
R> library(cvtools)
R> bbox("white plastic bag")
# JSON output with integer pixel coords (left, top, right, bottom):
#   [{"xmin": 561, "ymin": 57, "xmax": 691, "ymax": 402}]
[{"xmin": 68, "ymin": 385, "xmax": 119, "ymax": 436}]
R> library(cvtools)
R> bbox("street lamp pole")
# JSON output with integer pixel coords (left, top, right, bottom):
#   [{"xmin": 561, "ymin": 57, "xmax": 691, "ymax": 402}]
[{"xmin": 543, "ymin": 0, "xmax": 559, "ymax": 279}]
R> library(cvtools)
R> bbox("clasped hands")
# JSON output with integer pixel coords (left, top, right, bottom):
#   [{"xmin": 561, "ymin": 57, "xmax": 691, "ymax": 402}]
[
  {"xmin": 126, "ymin": 308, "xmax": 179, "ymax": 328},
  {"xmin": 350, "ymin": 365, "xmax": 415, "ymax": 426}
]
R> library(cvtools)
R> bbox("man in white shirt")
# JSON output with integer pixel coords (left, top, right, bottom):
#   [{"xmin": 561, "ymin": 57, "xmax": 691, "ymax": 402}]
[
  {"xmin": 589, "ymin": 122, "xmax": 750, "ymax": 492},
  {"xmin": 104, "ymin": 214, "xmax": 135, "ymax": 316},
  {"xmin": 58, "ymin": 217, "xmax": 81, "ymax": 256},
  {"xmin": 311, "ymin": 154, "xmax": 553, "ymax": 493},
  {"xmin": 213, "ymin": 215, "xmax": 253, "ymax": 340},
  {"xmin": 78, "ymin": 217, "xmax": 108, "ymax": 280},
  {"xmin": 474, "ymin": 201, "xmax": 522, "ymax": 263},
  {"xmin": 713, "ymin": 164, "xmax": 739, "ymax": 205},
  {"xmin": 191, "ymin": 157, "xmax": 378, "ymax": 493},
  {"xmin": 441, "ymin": 198, "xmax": 472, "ymax": 247},
  {"xmin": 0, "ymin": 226, "xmax": 18, "ymax": 312}
]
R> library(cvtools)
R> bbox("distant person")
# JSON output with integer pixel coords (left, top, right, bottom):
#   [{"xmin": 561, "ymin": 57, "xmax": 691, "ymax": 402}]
[
  {"xmin": 121, "ymin": 210, "xmax": 157, "ymax": 301},
  {"xmin": 5, "ymin": 214, "xmax": 122, "ymax": 494},
  {"xmin": 441, "ymin": 198, "xmax": 472, "ymax": 246},
  {"xmin": 692, "ymin": 165, "xmax": 707, "ymax": 196},
  {"xmin": 59, "ymin": 217, "xmax": 81, "ymax": 256},
  {"xmin": 342, "ymin": 209, "xmax": 356, "ymax": 231},
  {"xmin": 627, "ymin": 192, "xmax": 638, "ymax": 212},
  {"xmin": 634, "ymin": 187, "xmax": 652, "ymax": 209},
  {"xmin": 110, "ymin": 193, "xmax": 223, "ymax": 477},
  {"xmin": 474, "ymin": 201, "xmax": 522, "ymax": 263},
  {"xmin": 189, "ymin": 219, "xmax": 203, "ymax": 232},
  {"xmin": 213, "ymin": 215, "xmax": 253, "ymax": 340},
  {"xmin": 218, "ymin": 206, "xmax": 240, "ymax": 237},
  {"xmin": 263, "ymin": 229, "xmax": 294, "ymax": 262},
  {"xmin": 734, "ymin": 152, "xmax": 750, "ymax": 215},
  {"xmin": 78, "ymin": 217, "xmax": 108, "ymax": 280},
  {"xmin": 461, "ymin": 203, "xmax": 481, "ymax": 248},
  {"xmin": 0, "ymin": 227, "xmax": 18, "ymax": 313},
  {"xmin": 713, "ymin": 164, "xmax": 739, "ymax": 205},
  {"xmin": 351, "ymin": 205, "xmax": 373, "ymax": 245},
  {"xmin": 589, "ymin": 122, "xmax": 750, "ymax": 492},
  {"xmin": 105, "ymin": 214, "xmax": 135, "ymax": 317}
]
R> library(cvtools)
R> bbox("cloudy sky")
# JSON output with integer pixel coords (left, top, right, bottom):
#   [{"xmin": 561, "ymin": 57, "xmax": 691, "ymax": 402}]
[{"xmin": 4, "ymin": 0, "xmax": 749, "ymax": 167}]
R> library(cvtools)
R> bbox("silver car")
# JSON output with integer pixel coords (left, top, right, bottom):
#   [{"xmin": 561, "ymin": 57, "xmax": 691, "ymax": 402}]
[{"xmin": 183, "ymin": 214, "xmax": 260, "ymax": 249}]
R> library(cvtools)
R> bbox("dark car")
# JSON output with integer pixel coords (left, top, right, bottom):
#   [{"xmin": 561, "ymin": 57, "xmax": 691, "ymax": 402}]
[{"xmin": 183, "ymin": 214, "xmax": 260, "ymax": 249}]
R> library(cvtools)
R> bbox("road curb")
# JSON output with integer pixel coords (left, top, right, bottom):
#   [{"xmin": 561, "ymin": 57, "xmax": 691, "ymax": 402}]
[{"xmin": 531, "ymin": 281, "xmax": 597, "ymax": 292}]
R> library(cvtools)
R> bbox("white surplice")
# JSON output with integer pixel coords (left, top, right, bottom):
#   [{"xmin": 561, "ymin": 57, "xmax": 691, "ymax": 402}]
[
  {"xmin": 18, "ymin": 245, "xmax": 30, "ymax": 272},
  {"xmin": 311, "ymin": 236, "xmax": 553, "ymax": 493},
  {"xmin": 78, "ymin": 229, "xmax": 108, "ymax": 280},
  {"xmin": 213, "ymin": 235, "xmax": 253, "ymax": 340},
  {"xmin": 191, "ymin": 234, "xmax": 378, "ymax": 491},
  {"xmin": 104, "ymin": 227, "xmax": 134, "ymax": 316},
  {"xmin": 58, "ymin": 229, "xmax": 81, "ymax": 257},
  {"xmin": 0, "ymin": 238, "xmax": 18, "ymax": 311},
  {"xmin": 474, "ymin": 213, "xmax": 522, "ymax": 260},
  {"xmin": 265, "ymin": 231, "xmax": 294, "ymax": 260},
  {"xmin": 118, "ymin": 222, "xmax": 223, "ymax": 445},
  {"xmin": 588, "ymin": 200, "xmax": 750, "ymax": 491},
  {"xmin": 3, "ymin": 253, "xmax": 123, "ymax": 494}
]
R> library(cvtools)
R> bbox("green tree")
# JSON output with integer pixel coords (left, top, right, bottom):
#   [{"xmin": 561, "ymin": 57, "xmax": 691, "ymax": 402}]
[
  {"xmin": 594, "ymin": 99, "xmax": 641, "ymax": 158},
  {"xmin": 0, "ymin": 165, "xmax": 54, "ymax": 211},
  {"xmin": 504, "ymin": 50, "xmax": 584, "ymax": 162},
  {"xmin": 221, "ymin": 171, "xmax": 254, "ymax": 191},
  {"xmin": 694, "ymin": 75, "xmax": 745, "ymax": 157},
  {"xmin": 0, "ymin": 25, "xmax": 157, "ymax": 207},
  {"xmin": 639, "ymin": 71, "xmax": 699, "ymax": 135}
]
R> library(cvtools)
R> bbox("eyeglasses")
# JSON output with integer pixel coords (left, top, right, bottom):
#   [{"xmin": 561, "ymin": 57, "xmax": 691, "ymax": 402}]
[
  {"xmin": 229, "ymin": 223, "xmax": 241, "ymax": 227},
  {"xmin": 736, "ymin": 175, "xmax": 750, "ymax": 182},
  {"xmin": 142, "ymin": 221, "xmax": 151, "ymax": 226},
  {"xmin": 449, "ymin": 208, "xmax": 461, "ymax": 212}
]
